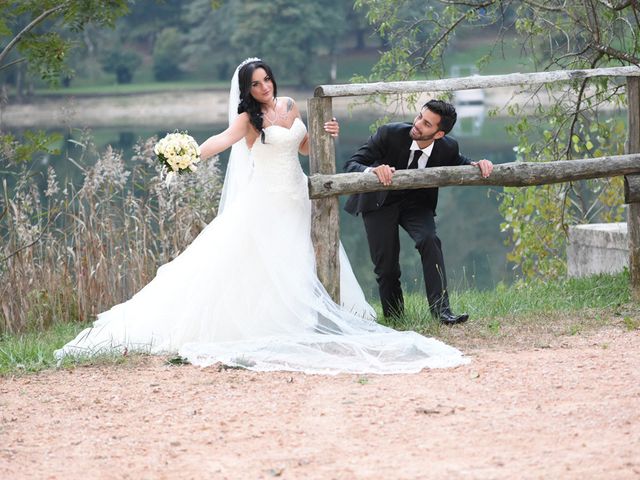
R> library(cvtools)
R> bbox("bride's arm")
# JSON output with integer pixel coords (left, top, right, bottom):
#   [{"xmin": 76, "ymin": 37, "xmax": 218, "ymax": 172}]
[
  {"xmin": 289, "ymin": 101, "xmax": 339, "ymax": 156},
  {"xmin": 199, "ymin": 113, "xmax": 251, "ymax": 160}
]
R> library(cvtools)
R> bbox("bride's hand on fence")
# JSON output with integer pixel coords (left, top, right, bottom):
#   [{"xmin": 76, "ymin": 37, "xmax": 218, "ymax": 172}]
[{"xmin": 324, "ymin": 117, "xmax": 339, "ymax": 137}]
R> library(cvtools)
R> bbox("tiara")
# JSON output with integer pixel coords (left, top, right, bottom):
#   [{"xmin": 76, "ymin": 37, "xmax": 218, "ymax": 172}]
[{"xmin": 237, "ymin": 57, "xmax": 261, "ymax": 69}]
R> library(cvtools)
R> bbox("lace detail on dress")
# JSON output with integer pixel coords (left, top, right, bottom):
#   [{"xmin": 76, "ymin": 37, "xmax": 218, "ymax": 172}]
[{"xmin": 250, "ymin": 118, "xmax": 308, "ymax": 198}]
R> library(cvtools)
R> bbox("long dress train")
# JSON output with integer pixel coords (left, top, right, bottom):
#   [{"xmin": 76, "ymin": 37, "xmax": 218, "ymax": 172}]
[{"xmin": 55, "ymin": 118, "xmax": 469, "ymax": 374}]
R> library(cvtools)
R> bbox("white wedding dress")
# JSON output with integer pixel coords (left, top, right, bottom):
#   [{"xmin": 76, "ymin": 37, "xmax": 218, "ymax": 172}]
[
  {"xmin": 55, "ymin": 116, "xmax": 469, "ymax": 374},
  {"xmin": 56, "ymin": 56, "xmax": 469, "ymax": 373}
]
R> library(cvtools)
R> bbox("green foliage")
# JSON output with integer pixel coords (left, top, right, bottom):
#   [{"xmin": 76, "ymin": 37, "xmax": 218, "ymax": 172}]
[
  {"xmin": 100, "ymin": 47, "xmax": 142, "ymax": 84},
  {"xmin": 0, "ymin": 130, "xmax": 61, "ymax": 164},
  {"xmin": 229, "ymin": 0, "xmax": 349, "ymax": 86},
  {"xmin": 381, "ymin": 270, "xmax": 632, "ymax": 336},
  {"xmin": 0, "ymin": 0, "xmax": 130, "ymax": 84},
  {"xmin": 181, "ymin": 0, "xmax": 236, "ymax": 80},
  {"xmin": 152, "ymin": 27, "xmax": 183, "ymax": 81},
  {"xmin": 180, "ymin": 0, "xmax": 368, "ymax": 84},
  {"xmin": 18, "ymin": 31, "xmax": 73, "ymax": 84},
  {"xmin": 0, "ymin": 0, "xmax": 132, "ymax": 177},
  {"xmin": 356, "ymin": 0, "xmax": 639, "ymax": 278},
  {"xmin": 0, "ymin": 270, "xmax": 633, "ymax": 375},
  {"xmin": 498, "ymin": 90, "xmax": 627, "ymax": 278},
  {"xmin": 0, "ymin": 322, "xmax": 86, "ymax": 375}
]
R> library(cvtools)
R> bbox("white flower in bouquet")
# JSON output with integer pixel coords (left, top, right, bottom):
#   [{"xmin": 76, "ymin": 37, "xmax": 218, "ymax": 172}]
[{"xmin": 154, "ymin": 132, "xmax": 201, "ymax": 185}]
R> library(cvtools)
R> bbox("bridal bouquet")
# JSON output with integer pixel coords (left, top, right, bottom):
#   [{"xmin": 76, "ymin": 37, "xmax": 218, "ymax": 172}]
[{"xmin": 154, "ymin": 132, "xmax": 201, "ymax": 185}]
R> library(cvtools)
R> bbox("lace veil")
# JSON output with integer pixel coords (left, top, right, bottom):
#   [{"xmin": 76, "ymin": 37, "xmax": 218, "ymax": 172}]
[{"xmin": 218, "ymin": 57, "xmax": 261, "ymax": 214}]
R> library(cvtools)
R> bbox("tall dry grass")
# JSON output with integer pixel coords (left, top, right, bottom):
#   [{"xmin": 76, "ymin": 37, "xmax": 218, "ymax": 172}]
[{"xmin": 0, "ymin": 133, "xmax": 222, "ymax": 334}]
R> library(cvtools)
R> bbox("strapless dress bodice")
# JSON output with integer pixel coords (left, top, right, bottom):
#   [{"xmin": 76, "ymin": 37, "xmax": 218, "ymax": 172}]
[{"xmin": 249, "ymin": 118, "xmax": 307, "ymax": 196}]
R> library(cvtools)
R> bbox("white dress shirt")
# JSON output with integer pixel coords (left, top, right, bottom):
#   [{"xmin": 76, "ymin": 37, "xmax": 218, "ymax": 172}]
[
  {"xmin": 408, "ymin": 140, "xmax": 434, "ymax": 169},
  {"xmin": 364, "ymin": 141, "xmax": 435, "ymax": 173}
]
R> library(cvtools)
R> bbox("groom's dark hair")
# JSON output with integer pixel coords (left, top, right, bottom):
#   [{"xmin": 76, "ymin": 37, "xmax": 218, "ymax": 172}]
[
  {"xmin": 423, "ymin": 99, "xmax": 457, "ymax": 135},
  {"xmin": 238, "ymin": 60, "xmax": 278, "ymax": 143}
]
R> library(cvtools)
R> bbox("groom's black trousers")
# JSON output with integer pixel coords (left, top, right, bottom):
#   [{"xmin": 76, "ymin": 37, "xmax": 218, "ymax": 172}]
[{"xmin": 362, "ymin": 192, "xmax": 448, "ymax": 318}]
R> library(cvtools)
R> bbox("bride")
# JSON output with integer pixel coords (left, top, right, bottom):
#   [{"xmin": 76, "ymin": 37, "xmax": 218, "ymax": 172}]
[{"xmin": 55, "ymin": 58, "xmax": 469, "ymax": 374}]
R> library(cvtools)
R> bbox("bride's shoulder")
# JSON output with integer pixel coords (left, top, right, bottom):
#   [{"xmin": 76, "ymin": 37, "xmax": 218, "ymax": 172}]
[{"xmin": 279, "ymin": 97, "xmax": 298, "ymax": 113}]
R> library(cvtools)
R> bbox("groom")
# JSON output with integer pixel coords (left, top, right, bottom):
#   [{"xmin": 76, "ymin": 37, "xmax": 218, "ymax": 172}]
[{"xmin": 344, "ymin": 99, "xmax": 493, "ymax": 324}]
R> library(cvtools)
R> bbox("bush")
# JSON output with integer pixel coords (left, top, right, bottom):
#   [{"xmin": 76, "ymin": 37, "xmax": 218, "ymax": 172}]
[
  {"xmin": 100, "ymin": 49, "xmax": 142, "ymax": 84},
  {"xmin": 0, "ymin": 135, "xmax": 222, "ymax": 334},
  {"xmin": 153, "ymin": 28, "xmax": 184, "ymax": 81}
]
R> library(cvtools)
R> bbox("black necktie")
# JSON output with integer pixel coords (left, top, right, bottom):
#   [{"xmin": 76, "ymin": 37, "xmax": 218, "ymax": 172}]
[{"xmin": 408, "ymin": 150, "xmax": 422, "ymax": 169}]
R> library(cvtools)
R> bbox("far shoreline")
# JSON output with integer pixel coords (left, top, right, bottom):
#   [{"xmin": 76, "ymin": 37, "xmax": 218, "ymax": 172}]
[{"xmin": 1, "ymin": 85, "xmax": 586, "ymax": 129}]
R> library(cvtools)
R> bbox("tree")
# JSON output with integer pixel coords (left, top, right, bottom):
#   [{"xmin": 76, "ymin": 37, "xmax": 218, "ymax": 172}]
[
  {"xmin": 0, "ymin": 0, "xmax": 129, "ymax": 85},
  {"xmin": 152, "ymin": 27, "xmax": 183, "ymax": 81},
  {"xmin": 181, "ymin": 0, "xmax": 235, "ymax": 81},
  {"xmin": 231, "ymin": 0, "xmax": 348, "ymax": 86},
  {"xmin": 181, "ymin": 0, "xmax": 350, "ymax": 86},
  {"xmin": 120, "ymin": 0, "xmax": 184, "ymax": 50},
  {"xmin": 355, "ymin": 0, "xmax": 639, "ymax": 278},
  {"xmin": 100, "ymin": 47, "xmax": 142, "ymax": 84},
  {"xmin": 0, "ymin": 0, "xmax": 130, "ymax": 163}
]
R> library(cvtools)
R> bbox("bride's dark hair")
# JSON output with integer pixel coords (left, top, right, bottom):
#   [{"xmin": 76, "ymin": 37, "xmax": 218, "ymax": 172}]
[{"xmin": 238, "ymin": 60, "xmax": 278, "ymax": 144}]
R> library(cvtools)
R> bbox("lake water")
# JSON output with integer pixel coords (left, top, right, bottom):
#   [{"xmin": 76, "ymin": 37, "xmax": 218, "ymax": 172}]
[{"xmin": 9, "ymin": 106, "xmax": 517, "ymax": 297}]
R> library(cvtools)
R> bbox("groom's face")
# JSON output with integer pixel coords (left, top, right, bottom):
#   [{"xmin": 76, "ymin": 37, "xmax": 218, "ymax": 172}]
[{"xmin": 410, "ymin": 107, "xmax": 445, "ymax": 143}]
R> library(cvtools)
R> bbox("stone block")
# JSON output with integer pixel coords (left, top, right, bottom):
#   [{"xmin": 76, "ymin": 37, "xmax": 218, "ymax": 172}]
[{"xmin": 567, "ymin": 223, "xmax": 628, "ymax": 277}]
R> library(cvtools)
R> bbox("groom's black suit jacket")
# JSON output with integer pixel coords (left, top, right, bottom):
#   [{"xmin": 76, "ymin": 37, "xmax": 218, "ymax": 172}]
[{"xmin": 344, "ymin": 122, "xmax": 472, "ymax": 216}]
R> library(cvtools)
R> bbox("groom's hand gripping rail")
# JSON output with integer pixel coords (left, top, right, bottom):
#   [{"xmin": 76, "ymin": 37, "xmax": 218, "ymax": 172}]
[{"xmin": 308, "ymin": 153, "xmax": 640, "ymax": 199}]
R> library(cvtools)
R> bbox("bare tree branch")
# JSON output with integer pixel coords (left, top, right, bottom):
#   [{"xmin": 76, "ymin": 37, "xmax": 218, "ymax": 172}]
[
  {"xmin": 416, "ymin": 12, "xmax": 469, "ymax": 70},
  {"xmin": 592, "ymin": 43, "xmax": 640, "ymax": 64},
  {"xmin": 0, "ymin": 57, "xmax": 26, "ymax": 72},
  {"xmin": 0, "ymin": 3, "xmax": 68, "ymax": 68},
  {"xmin": 595, "ymin": 0, "xmax": 636, "ymax": 11}
]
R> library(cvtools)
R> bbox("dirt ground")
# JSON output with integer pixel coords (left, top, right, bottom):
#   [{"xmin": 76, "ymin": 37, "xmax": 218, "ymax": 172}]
[{"xmin": 1, "ymin": 327, "xmax": 639, "ymax": 479}]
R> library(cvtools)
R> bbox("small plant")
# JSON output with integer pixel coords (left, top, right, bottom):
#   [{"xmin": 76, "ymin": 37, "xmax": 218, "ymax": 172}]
[
  {"xmin": 623, "ymin": 316, "xmax": 639, "ymax": 331},
  {"xmin": 568, "ymin": 324, "xmax": 582, "ymax": 336},
  {"xmin": 166, "ymin": 355, "xmax": 190, "ymax": 366},
  {"xmin": 487, "ymin": 319, "xmax": 501, "ymax": 335}
]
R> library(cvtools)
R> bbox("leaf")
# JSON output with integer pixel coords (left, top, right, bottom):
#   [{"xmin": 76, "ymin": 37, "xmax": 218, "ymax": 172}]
[{"xmin": 166, "ymin": 355, "xmax": 189, "ymax": 365}]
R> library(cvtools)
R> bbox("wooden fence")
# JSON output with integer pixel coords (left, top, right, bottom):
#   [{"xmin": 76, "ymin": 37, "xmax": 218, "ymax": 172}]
[{"xmin": 306, "ymin": 66, "xmax": 640, "ymax": 302}]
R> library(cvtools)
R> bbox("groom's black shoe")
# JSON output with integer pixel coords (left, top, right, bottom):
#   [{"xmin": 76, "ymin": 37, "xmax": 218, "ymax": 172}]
[{"xmin": 435, "ymin": 309, "xmax": 469, "ymax": 325}]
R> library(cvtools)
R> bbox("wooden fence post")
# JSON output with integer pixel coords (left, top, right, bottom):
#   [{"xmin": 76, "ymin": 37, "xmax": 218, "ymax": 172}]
[
  {"xmin": 307, "ymin": 97, "xmax": 340, "ymax": 302},
  {"xmin": 626, "ymin": 76, "xmax": 640, "ymax": 301}
]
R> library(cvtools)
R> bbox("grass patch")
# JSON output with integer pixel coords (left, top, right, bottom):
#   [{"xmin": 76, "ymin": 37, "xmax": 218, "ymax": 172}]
[
  {"xmin": 0, "ymin": 322, "xmax": 87, "ymax": 375},
  {"xmin": 1, "ymin": 272, "xmax": 636, "ymax": 376},
  {"xmin": 0, "ymin": 322, "xmax": 157, "ymax": 376},
  {"xmin": 456, "ymin": 271, "xmax": 631, "ymax": 318},
  {"xmin": 380, "ymin": 271, "xmax": 637, "ymax": 350},
  {"xmin": 34, "ymin": 81, "xmax": 228, "ymax": 97}
]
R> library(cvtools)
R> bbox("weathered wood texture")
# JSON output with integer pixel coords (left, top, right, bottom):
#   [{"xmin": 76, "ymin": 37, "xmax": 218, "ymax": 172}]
[
  {"xmin": 309, "ymin": 154, "xmax": 640, "ymax": 199},
  {"xmin": 625, "ymin": 175, "xmax": 640, "ymax": 204},
  {"xmin": 627, "ymin": 77, "xmax": 640, "ymax": 300},
  {"xmin": 307, "ymin": 97, "xmax": 340, "ymax": 302},
  {"xmin": 315, "ymin": 66, "xmax": 640, "ymax": 98}
]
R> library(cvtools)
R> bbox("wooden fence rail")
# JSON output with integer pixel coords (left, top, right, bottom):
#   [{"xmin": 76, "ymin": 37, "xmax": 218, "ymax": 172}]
[
  {"xmin": 308, "ymin": 154, "xmax": 640, "ymax": 199},
  {"xmin": 306, "ymin": 66, "xmax": 640, "ymax": 302},
  {"xmin": 314, "ymin": 66, "xmax": 640, "ymax": 97}
]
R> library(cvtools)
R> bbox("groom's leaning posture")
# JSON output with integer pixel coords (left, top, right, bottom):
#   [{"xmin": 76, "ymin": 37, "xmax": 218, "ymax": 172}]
[{"xmin": 345, "ymin": 99, "xmax": 493, "ymax": 325}]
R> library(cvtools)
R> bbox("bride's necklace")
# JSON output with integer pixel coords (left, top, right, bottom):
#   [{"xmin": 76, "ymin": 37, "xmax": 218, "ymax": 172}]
[{"xmin": 263, "ymin": 98, "xmax": 286, "ymax": 126}]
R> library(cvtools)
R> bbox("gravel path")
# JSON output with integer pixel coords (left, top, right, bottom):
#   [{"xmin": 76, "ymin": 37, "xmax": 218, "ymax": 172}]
[{"xmin": 1, "ymin": 327, "xmax": 639, "ymax": 479}]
